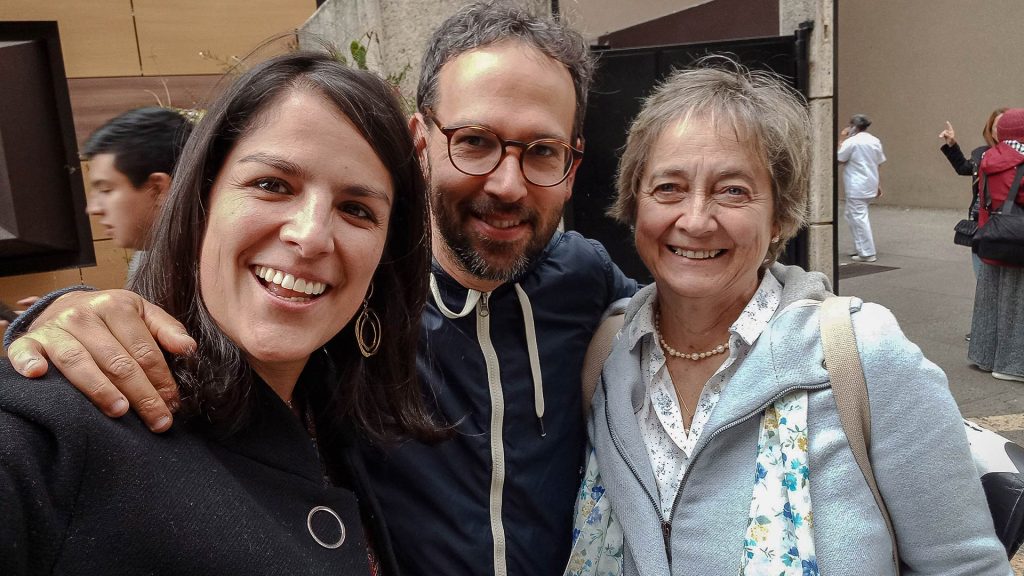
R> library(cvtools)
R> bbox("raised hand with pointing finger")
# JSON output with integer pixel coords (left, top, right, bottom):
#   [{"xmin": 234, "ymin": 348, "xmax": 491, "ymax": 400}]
[{"xmin": 940, "ymin": 120, "xmax": 957, "ymax": 146}]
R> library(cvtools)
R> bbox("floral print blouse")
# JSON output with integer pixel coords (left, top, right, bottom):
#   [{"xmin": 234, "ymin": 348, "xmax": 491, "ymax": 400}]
[{"xmin": 633, "ymin": 272, "xmax": 783, "ymax": 517}]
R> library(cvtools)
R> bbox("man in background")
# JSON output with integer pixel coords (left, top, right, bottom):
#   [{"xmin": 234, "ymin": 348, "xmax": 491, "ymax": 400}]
[
  {"xmin": 838, "ymin": 113, "xmax": 886, "ymax": 262},
  {"xmin": 0, "ymin": 108, "xmax": 192, "ymax": 332},
  {"xmin": 82, "ymin": 107, "xmax": 194, "ymax": 277}
]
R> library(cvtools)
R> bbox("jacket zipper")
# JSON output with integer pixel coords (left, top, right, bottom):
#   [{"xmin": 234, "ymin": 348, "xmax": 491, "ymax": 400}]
[
  {"xmin": 670, "ymin": 382, "xmax": 832, "ymax": 515},
  {"xmin": 604, "ymin": 381, "xmax": 671, "ymax": 555},
  {"xmin": 608, "ymin": 381, "xmax": 831, "ymax": 568},
  {"xmin": 477, "ymin": 292, "xmax": 508, "ymax": 576}
]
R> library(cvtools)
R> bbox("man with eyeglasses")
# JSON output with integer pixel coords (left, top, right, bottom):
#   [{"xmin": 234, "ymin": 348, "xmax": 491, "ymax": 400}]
[{"xmin": 4, "ymin": 2, "xmax": 637, "ymax": 574}]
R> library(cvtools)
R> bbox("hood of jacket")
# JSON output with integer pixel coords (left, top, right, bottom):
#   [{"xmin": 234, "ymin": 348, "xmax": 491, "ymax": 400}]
[
  {"xmin": 612, "ymin": 262, "xmax": 833, "ymax": 424},
  {"xmin": 980, "ymin": 142, "xmax": 1024, "ymax": 175}
]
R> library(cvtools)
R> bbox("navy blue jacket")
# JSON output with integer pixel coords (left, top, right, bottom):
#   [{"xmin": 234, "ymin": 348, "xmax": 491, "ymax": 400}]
[{"xmin": 362, "ymin": 231, "xmax": 637, "ymax": 575}]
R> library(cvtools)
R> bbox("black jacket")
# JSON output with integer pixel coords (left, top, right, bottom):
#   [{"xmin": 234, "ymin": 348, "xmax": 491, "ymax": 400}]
[
  {"xmin": 0, "ymin": 359, "xmax": 397, "ymax": 575},
  {"xmin": 941, "ymin": 142, "xmax": 990, "ymax": 218},
  {"xmin": 361, "ymin": 231, "xmax": 638, "ymax": 576}
]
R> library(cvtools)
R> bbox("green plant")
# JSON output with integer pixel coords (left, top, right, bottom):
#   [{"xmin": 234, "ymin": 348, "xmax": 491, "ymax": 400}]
[{"xmin": 334, "ymin": 32, "xmax": 414, "ymax": 114}]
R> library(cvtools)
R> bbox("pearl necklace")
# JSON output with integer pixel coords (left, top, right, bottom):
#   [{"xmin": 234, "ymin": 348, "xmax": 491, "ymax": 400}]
[{"xmin": 654, "ymin": 310, "xmax": 730, "ymax": 361}]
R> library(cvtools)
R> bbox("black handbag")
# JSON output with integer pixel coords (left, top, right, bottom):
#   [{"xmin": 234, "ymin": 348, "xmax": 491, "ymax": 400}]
[
  {"xmin": 974, "ymin": 165, "xmax": 1024, "ymax": 265},
  {"xmin": 953, "ymin": 217, "xmax": 978, "ymax": 247}
]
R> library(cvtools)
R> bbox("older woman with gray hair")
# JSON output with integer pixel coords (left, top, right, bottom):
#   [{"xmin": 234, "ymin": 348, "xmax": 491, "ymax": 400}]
[{"xmin": 565, "ymin": 61, "xmax": 1010, "ymax": 575}]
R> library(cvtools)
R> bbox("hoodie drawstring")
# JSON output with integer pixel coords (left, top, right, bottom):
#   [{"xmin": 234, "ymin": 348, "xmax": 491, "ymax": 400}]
[
  {"xmin": 428, "ymin": 273, "xmax": 546, "ymax": 438},
  {"xmin": 514, "ymin": 284, "xmax": 545, "ymax": 437},
  {"xmin": 429, "ymin": 273, "xmax": 481, "ymax": 318}
]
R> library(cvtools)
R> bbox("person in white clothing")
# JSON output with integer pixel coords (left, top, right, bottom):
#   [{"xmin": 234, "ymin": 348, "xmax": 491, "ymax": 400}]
[{"xmin": 838, "ymin": 113, "xmax": 886, "ymax": 262}]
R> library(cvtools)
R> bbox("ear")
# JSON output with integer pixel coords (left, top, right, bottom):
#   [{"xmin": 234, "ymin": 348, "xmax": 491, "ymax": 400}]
[
  {"xmin": 409, "ymin": 113, "xmax": 430, "ymax": 170},
  {"xmin": 147, "ymin": 172, "xmax": 172, "ymax": 206},
  {"xmin": 560, "ymin": 137, "xmax": 585, "ymax": 201}
]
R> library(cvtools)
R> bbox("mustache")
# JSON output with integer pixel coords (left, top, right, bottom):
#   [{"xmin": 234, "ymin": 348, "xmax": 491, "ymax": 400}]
[{"xmin": 465, "ymin": 197, "xmax": 537, "ymax": 223}]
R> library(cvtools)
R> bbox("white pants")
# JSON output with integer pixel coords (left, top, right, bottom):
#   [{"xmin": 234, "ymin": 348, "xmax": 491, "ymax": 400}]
[{"xmin": 844, "ymin": 197, "xmax": 876, "ymax": 257}]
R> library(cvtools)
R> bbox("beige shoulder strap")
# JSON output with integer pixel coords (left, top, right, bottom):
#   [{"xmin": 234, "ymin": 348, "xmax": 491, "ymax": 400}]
[
  {"xmin": 820, "ymin": 296, "xmax": 900, "ymax": 573},
  {"xmin": 581, "ymin": 311, "xmax": 625, "ymax": 417}
]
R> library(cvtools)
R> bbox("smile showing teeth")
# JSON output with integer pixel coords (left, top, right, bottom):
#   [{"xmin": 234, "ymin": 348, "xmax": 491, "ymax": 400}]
[
  {"xmin": 668, "ymin": 247, "xmax": 722, "ymax": 259},
  {"xmin": 482, "ymin": 217, "xmax": 522, "ymax": 229},
  {"xmin": 253, "ymin": 266, "xmax": 327, "ymax": 296}
]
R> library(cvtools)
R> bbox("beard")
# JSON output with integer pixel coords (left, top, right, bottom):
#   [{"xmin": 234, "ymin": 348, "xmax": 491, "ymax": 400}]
[{"xmin": 431, "ymin": 184, "xmax": 563, "ymax": 283}]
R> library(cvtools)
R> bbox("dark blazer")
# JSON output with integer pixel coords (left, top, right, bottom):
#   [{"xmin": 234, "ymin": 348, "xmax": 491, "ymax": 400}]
[
  {"xmin": 941, "ymin": 142, "xmax": 990, "ymax": 218},
  {"xmin": 0, "ymin": 359, "xmax": 397, "ymax": 575}
]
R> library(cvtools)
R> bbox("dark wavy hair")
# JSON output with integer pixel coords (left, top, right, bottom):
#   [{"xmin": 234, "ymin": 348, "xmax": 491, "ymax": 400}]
[
  {"xmin": 81, "ymin": 107, "xmax": 193, "ymax": 187},
  {"xmin": 417, "ymin": 0, "xmax": 593, "ymax": 140},
  {"xmin": 129, "ymin": 51, "xmax": 437, "ymax": 443}
]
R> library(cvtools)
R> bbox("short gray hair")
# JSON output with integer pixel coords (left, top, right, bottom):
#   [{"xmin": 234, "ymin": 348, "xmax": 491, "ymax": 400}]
[
  {"xmin": 416, "ymin": 0, "xmax": 594, "ymax": 139},
  {"xmin": 610, "ymin": 58, "xmax": 811, "ymax": 265},
  {"xmin": 850, "ymin": 113, "xmax": 871, "ymax": 130}
]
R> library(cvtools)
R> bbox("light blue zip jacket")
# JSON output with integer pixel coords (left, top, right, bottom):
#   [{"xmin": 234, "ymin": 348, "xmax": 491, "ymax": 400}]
[{"xmin": 591, "ymin": 263, "xmax": 1011, "ymax": 575}]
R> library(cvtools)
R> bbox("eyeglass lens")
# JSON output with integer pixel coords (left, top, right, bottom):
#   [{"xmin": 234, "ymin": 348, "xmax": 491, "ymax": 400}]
[{"xmin": 447, "ymin": 126, "xmax": 573, "ymax": 186}]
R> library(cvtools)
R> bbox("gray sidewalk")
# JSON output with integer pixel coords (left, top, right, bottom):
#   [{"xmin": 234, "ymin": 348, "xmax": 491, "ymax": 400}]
[{"xmin": 837, "ymin": 204, "xmax": 1024, "ymax": 445}]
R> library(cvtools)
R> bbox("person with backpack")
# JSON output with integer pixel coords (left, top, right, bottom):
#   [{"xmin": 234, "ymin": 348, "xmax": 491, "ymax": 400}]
[{"xmin": 969, "ymin": 108, "xmax": 1024, "ymax": 383}]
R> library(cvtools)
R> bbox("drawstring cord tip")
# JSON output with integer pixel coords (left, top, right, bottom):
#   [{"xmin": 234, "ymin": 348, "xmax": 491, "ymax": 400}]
[{"xmin": 538, "ymin": 416, "xmax": 546, "ymax": 438}]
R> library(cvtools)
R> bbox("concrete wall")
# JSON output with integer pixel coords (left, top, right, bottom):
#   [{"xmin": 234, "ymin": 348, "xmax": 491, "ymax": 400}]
[
  {"xmin": 301, "ymin": 0, "xmax": 549, "ymax": 105},
  {"xmin": 837, "ymin": 0, "xmax": 1024, "ymax": 210},
  {"xmin": 783, "ymin": 0, "xmax": 835, "ymax": 281}
]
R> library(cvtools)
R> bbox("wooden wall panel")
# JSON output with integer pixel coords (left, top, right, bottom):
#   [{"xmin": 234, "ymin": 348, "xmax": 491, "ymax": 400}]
[
  {"xmin": 0, "ymin": 240, "xmax": 129, "ymax": 307},
  {"xmin": 0, "ymin": 0, "xmax": 141, "ymax": 78},
  {"xmin": 0, "ymin": 266, "xmax": 85, "ymax": 307},
  {"xmin": 133, "ymin": 0, "xmax": 316, "ymax": 75},
  {"xmin": 79, "ymin": 240, "xmax": 132, "ymax": 290},
  {"xmin": 68, "ymin": 75, "xmax": 223, "ymax": 144}
]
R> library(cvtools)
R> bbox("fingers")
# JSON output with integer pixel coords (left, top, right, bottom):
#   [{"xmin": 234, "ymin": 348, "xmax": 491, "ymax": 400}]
[
  {"xmin": 141, "ymin": 299, "xmax": 196, "ymax": 356},
  {"xmin": 6, "ymin": 335, "xmax": 50, "ymax": 378},
  {"xmin": 940, "ymin": 121, "xmax": 956, "ymax": 143},
  {"xmin": 15, "ymin": 289, "xmax": 184, "ymax": 432},
  {"xmin": 16, "ymin": 296, "xmax": 40, "ymax": 308},
  {"xmin": 0, "ymin": 319, "xmax": 8, "ymax": 333},
  {"xmin": 136, "ymin": 299, "xmax": 196, "ymax": 412},
  {"xmin": 85, "ymin": 292, "xmax": 177, "ymax": 431},
  {"xmin": 88, "ymin": 323, "xmax": 174, "ymax": 432},
  {"xmin": 8, "ymin": 332, "xmax": 129, "ymax": 418}
]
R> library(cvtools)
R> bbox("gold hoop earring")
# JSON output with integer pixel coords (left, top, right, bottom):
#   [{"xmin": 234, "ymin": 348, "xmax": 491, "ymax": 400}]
[{"xmin": 355, "ymin": 283, "xmax": 381, "ymax": 357}]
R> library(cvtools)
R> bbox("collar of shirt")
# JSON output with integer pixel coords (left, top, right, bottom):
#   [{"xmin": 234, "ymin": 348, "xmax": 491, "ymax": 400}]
[{"xmin": 628, "ymin": 270, "xmax": 783, "ymax": 353}]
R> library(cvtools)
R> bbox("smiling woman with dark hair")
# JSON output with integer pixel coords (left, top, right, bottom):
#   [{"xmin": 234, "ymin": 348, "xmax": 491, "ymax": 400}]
[{"xmin": 0, "ymin": 51, "xmax": 434, "ymax": 575}]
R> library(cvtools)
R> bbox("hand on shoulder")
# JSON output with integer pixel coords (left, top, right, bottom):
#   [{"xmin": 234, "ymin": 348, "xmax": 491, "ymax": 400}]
[{"xmin": 5, "ymin": 288, "xmax": 194, "ymax": 433}]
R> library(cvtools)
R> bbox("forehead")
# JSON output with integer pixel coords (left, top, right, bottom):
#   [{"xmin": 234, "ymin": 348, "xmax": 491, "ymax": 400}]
[
  {"xmin": 434, "ymin": 41, "xmax": 576, "ymax": 138},
  {"xmin": 649, "ymin": 113, "xmax": 765, "ymax": 166},
  {"xmin": 227, "ymin": 90, "xmax": 393, "ymax": 193},
  {"xmin": 87, "ymin": 153, "xmax": 129, "ymax": 181}
]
